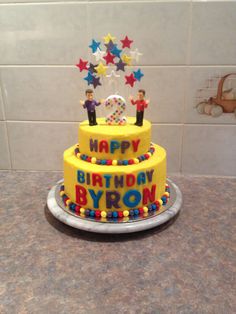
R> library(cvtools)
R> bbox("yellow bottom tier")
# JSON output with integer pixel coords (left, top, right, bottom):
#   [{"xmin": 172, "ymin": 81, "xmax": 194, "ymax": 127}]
[{"xmin": 63, "ymin": 143, "xmax": 167, "ymax": 212}]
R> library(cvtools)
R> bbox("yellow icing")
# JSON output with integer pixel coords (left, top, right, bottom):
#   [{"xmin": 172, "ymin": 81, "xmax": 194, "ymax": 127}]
[
  {"xmin": 63, "ymin": 143, "xmax": 166, "ymax": 212},
  {"xmin": 78, "ymin": 117, "xmax": 151, "ymax": 160}
]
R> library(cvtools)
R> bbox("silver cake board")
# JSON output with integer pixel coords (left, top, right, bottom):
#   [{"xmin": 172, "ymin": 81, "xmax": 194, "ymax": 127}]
[{"xmin": 47, "ymin": 179, "xmax": 182, "ymax": 234}]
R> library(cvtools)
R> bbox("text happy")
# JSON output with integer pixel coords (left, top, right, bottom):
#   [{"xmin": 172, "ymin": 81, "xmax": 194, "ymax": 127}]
[{"xmin": 90, "ymin": 138, "xmax": 140, "ymax": 154}]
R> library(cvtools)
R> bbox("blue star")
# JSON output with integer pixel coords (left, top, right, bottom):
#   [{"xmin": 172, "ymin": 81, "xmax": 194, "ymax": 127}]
[
  {"xmin": 133, "ymin": 69, "xmax": 144, "ymax": 81},
  {"xmin": 111, "ymin": 46, "xmax": 122, "ymax": 58},
  {"xmin": 84, "ymin": 72, "xmax": 94, "ymax": 85},
  {"xmin": 89, "ymin": 39, "xmax": 101, "ymax": 53}
]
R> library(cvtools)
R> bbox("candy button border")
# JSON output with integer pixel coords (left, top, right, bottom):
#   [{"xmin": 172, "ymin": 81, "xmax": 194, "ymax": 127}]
[{"xmin": 47, "ymin": 179, "xmax": 182, "ymax": 234}]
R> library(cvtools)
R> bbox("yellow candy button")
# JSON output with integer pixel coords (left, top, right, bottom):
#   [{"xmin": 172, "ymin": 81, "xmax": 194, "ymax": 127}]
[
  {"xmin": 91, "ymin": 157, "xmax": 97, "ymax": 164},
  {"xmin": 80, "ymin": 207, "xmax": 85, "ymax": 214},
  {"xmin": 123, "ymin": 210, "xmax": 129, "ymax": 217},
  {"xmin": 65, "ymin": 199, "xmax": 71, "ymax": 206},
  {"xmin": 101, "ymin": 211, "xmax": 107, "ymax": 218}
]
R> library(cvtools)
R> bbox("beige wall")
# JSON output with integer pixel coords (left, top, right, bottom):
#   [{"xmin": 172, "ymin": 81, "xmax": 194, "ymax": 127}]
[{"xmin": 0, "ymin": 0, "xmax": 236, "ymax": 176}]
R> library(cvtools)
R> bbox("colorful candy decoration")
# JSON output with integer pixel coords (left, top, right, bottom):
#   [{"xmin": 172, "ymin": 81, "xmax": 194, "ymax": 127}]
[
  {"xmin": 105, "ymin": 95, "xmax": 127, "ymax": 125},
  {"xmin": 74, "ymin": 144, "xmax": 155, "ymax": 165},
  {"xmin": 75, "ymin": 33, "xmax": 144, "ymax": 89},
  {"xmin": 60, "ymin": 183, "xmax": 170, "ymax": 222}
]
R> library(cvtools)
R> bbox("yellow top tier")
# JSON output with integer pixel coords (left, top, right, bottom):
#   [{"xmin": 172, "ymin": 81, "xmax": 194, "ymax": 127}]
[{"xmin": 79, "ymin": 117, "xmax": 151, "ymax": 160}]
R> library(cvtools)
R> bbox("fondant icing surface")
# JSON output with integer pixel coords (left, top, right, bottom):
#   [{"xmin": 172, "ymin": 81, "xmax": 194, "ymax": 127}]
[
  {"xmin": 78, "ymin": 117, "xmax": 151, "ymax": 160},
  {"xmin": 64, "ymin": 143, "xmax": 166, "ymax": 212}
]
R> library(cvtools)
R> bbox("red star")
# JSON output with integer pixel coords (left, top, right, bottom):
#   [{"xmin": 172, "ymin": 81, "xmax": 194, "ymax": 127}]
[
  {"xmin": 120, "ymin": 35, "xmax": 133, "ymax": 49},
  {"xmin": 76, "ymin": 58, "xmax": 88, "ymax": 72},
  {"xmin": 125, "ymin": 73, "xmax": 137, "ymax": 87},
  {"xmin": 103, "ymin": 51, "xmax": 115, "ymax": 65}
]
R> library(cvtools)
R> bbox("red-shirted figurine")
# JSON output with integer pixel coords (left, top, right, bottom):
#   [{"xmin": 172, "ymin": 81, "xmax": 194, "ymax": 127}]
[{"xmin": 129, "ymin": 89, "xmax": 149, "ymax": 126}]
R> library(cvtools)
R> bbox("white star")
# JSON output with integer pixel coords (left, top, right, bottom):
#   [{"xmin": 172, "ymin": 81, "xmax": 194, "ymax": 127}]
[
  {"xmin": 130, "ymin": 48, "xmax": 143, "ymax": 63},
  {"xmin": 93, "ymin": 48, "xmax": 106, "ymax": 62},
  {"xmin": 106, "ymin": 70, "xmax": 120, "ymax": 92},
  {"xmin": 106, "ymin": 70, "xmax": 120, "ymax": 79}
]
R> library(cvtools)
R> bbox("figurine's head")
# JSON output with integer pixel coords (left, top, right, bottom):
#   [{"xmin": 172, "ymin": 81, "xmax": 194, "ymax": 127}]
[
  {"xmin": 85, "ymin": 89, "xmax": 94, "ymax": 100},
  {"xmin": 138, "ymin": 89, "xmax": 145, "ymax": 100}
]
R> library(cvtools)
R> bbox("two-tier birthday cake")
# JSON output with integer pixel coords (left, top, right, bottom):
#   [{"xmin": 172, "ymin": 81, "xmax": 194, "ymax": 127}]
[
  {"xmin": 47, "ymin": 34, "xmax": 182, "ymax": 233},
  {"xmin": 60, "ymin": 117, "xmax": 169, "ymax": 221}
]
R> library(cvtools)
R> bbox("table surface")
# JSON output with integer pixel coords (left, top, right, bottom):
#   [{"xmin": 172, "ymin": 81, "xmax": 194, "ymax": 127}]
[{"xmin": 0, "ymin": 171, "xmax": 235, "ymax": 314}]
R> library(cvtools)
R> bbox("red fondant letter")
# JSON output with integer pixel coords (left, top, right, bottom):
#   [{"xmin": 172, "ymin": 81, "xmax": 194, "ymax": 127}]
[
  {"xmin": 75, "ymin": 185, "xmax": 87, "ymax": 205},
  {"xmin": 126, "ymin": 174, "xmax": 136, "ymax": 187},
  {"xmin": 92, "ymin": 173, "xmax": 103, "ymax": 187},
  {"xmin": 99, "ymin": 140, "xmax": 109, "ymax": 153},
  {"xmin": 132, "ymin": 139, "xmax": 140, "ymax": 152},
  {"xmin": 143, "ymin": 184, "xmax": 156, "ymax": 205}
]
